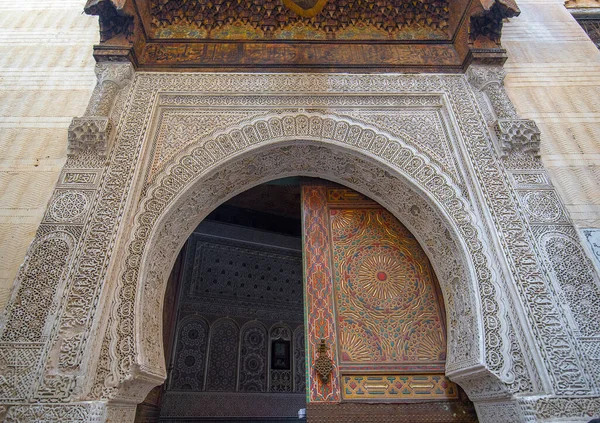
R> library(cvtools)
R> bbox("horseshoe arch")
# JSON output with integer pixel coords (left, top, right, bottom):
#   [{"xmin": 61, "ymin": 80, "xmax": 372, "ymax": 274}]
[{"xmin": 102, "ymin": 113, "xmax": 514, "ymax": 415}]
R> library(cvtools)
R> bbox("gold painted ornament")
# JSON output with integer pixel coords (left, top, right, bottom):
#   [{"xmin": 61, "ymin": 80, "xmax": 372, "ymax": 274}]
[{"xmin": 281, "ymin": 0, "xmax": 329, "ymax": 18}]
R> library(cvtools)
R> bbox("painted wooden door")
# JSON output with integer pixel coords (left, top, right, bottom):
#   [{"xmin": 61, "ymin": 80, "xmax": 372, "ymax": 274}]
[{"xmin": 301, "ymin": 185, "xmax": 458, "ymax": 403}]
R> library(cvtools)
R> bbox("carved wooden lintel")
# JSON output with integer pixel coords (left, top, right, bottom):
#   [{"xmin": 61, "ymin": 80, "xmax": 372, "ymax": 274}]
[{"xmin": 82, "ymin": 0, "xmax": 521, "ymax": 71}]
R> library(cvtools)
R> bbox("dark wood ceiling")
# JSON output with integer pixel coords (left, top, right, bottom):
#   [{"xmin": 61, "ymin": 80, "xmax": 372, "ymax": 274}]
[{"xmin": 84, "ymin": 0, "xmax": 519, "ymax": 72}]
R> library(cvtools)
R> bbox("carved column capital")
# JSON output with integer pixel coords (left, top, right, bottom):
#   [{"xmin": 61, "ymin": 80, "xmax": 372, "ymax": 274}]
[
  {"xmin": 467, "ymin": 64, "xmax": 506, "ymax": 90},
  {"xmin": 494, "ymin": 119, "xmax": 541, "ymax": 158},
  {"xmin": 68, "ymin": 63, "xmax": 134, "ymax": 157},
  {"xmin": 95, "ymin": 62, "xmax": 134, "ymax": 89},
  {"xmin": 467, "ymin": 64, "xmax": 519, "ymax": 120}
]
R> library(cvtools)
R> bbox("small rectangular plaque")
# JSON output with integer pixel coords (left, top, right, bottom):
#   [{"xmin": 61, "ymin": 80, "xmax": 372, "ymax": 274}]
[{"xmin": 342, "ymin": 374, "xmax": 458, "ymax": 400}]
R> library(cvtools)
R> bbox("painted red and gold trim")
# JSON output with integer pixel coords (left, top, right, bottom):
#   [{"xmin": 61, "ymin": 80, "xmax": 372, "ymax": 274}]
[
  {"xmin": 342, "ymin": 374, "xmax": 458, "ymax": 400},
  {"xmin": 302, "ymin": 185, "xmax": 340, "ymax": 402}
]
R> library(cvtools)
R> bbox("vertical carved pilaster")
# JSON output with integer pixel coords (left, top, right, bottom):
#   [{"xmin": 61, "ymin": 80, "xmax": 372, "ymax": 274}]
[
  {"xmin": 68, "ymin": 63, "xmax": 133, "ymax": 157},
  {"xmin": 0, "ymin": 63, "xmax": 134, "ymax": 407},
  {"xmin": 467, "ymin": 63, "xmax": 600, "ymax": 395},
  {"xmin": 467, "ymin": 64, "xmax": 540, "ymax": 165}
]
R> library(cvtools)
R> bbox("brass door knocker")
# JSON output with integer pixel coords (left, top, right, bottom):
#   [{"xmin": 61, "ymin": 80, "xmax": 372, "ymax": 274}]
[{"xmin": 314, "ymin": 338, "xmax": 333, "ymax": 384}]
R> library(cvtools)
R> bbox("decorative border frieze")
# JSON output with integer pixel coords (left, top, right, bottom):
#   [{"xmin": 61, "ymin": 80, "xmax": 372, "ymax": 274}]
[
  {"xmin": 158, "ymin": 93, "xmax": 443, "ymax": 109},
  {"xmin": 520, "ymin": 395, "xmax": 600, "ymax": 420},
  {"xmin": 2, "ymin": 402, "xmax": 106, "ymax": 423}
]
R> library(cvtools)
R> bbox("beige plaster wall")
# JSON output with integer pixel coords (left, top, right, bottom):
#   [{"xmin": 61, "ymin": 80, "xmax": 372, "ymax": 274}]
[
  {"xmin": 0, "ymin": 0, "xmax": 97, "ymax": 308},
  {"xmin": 503, "ymin": 0, "xmax": 600, "ymax": 228}
]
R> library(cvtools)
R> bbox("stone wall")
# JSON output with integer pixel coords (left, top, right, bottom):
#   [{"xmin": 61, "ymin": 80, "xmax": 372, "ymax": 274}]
[{"xmin": 0, "ymin": 0, "xmax": 97, "ymax": 308}]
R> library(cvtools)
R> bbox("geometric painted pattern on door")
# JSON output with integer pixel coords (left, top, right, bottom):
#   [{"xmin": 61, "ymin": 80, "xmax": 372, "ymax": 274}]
[
  {"xmin": 303, "ymin": 185, "xmax": 450, "ymax": 402},
  {"xmin": 329, "ymin": 208, "xmax": 446, "ymax": 371}
]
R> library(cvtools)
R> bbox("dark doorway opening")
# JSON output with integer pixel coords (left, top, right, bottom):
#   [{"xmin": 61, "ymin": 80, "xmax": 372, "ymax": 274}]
[{"xmin": 136, "ymin": 179, "xmax": 308, "ymax": 423}]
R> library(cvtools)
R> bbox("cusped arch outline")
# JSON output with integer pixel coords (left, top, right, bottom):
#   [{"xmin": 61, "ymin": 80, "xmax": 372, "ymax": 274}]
[{"xmin": 102, "ymin": 112, "xmax": 513, "ymax": 408}]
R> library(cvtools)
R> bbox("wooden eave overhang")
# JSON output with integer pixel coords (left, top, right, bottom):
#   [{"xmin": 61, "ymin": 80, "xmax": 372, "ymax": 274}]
[{"xmin": 84, "ymin": 0, "xmax": 520, "ymax": 72}]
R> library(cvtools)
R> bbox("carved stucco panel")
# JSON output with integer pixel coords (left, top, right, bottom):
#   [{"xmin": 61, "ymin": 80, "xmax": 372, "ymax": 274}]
[{"xmin": 532, "ymin": 225, "xmax": 600, "ymax": 390}]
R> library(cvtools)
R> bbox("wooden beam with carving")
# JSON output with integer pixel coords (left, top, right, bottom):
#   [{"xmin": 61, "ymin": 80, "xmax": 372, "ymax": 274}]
[{"xmin": 84, "ymin": 0, "xmax": 520, "ymax": 72}]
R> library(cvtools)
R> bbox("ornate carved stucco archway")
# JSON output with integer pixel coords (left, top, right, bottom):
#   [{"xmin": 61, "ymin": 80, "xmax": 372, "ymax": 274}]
[
  {"xmin": 96, "ymin": 112, "xmax": 523, "ymax": 419},
  {"xmin": 3, "ymin": 70, "xmax": 599, "ymax": 423}
]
